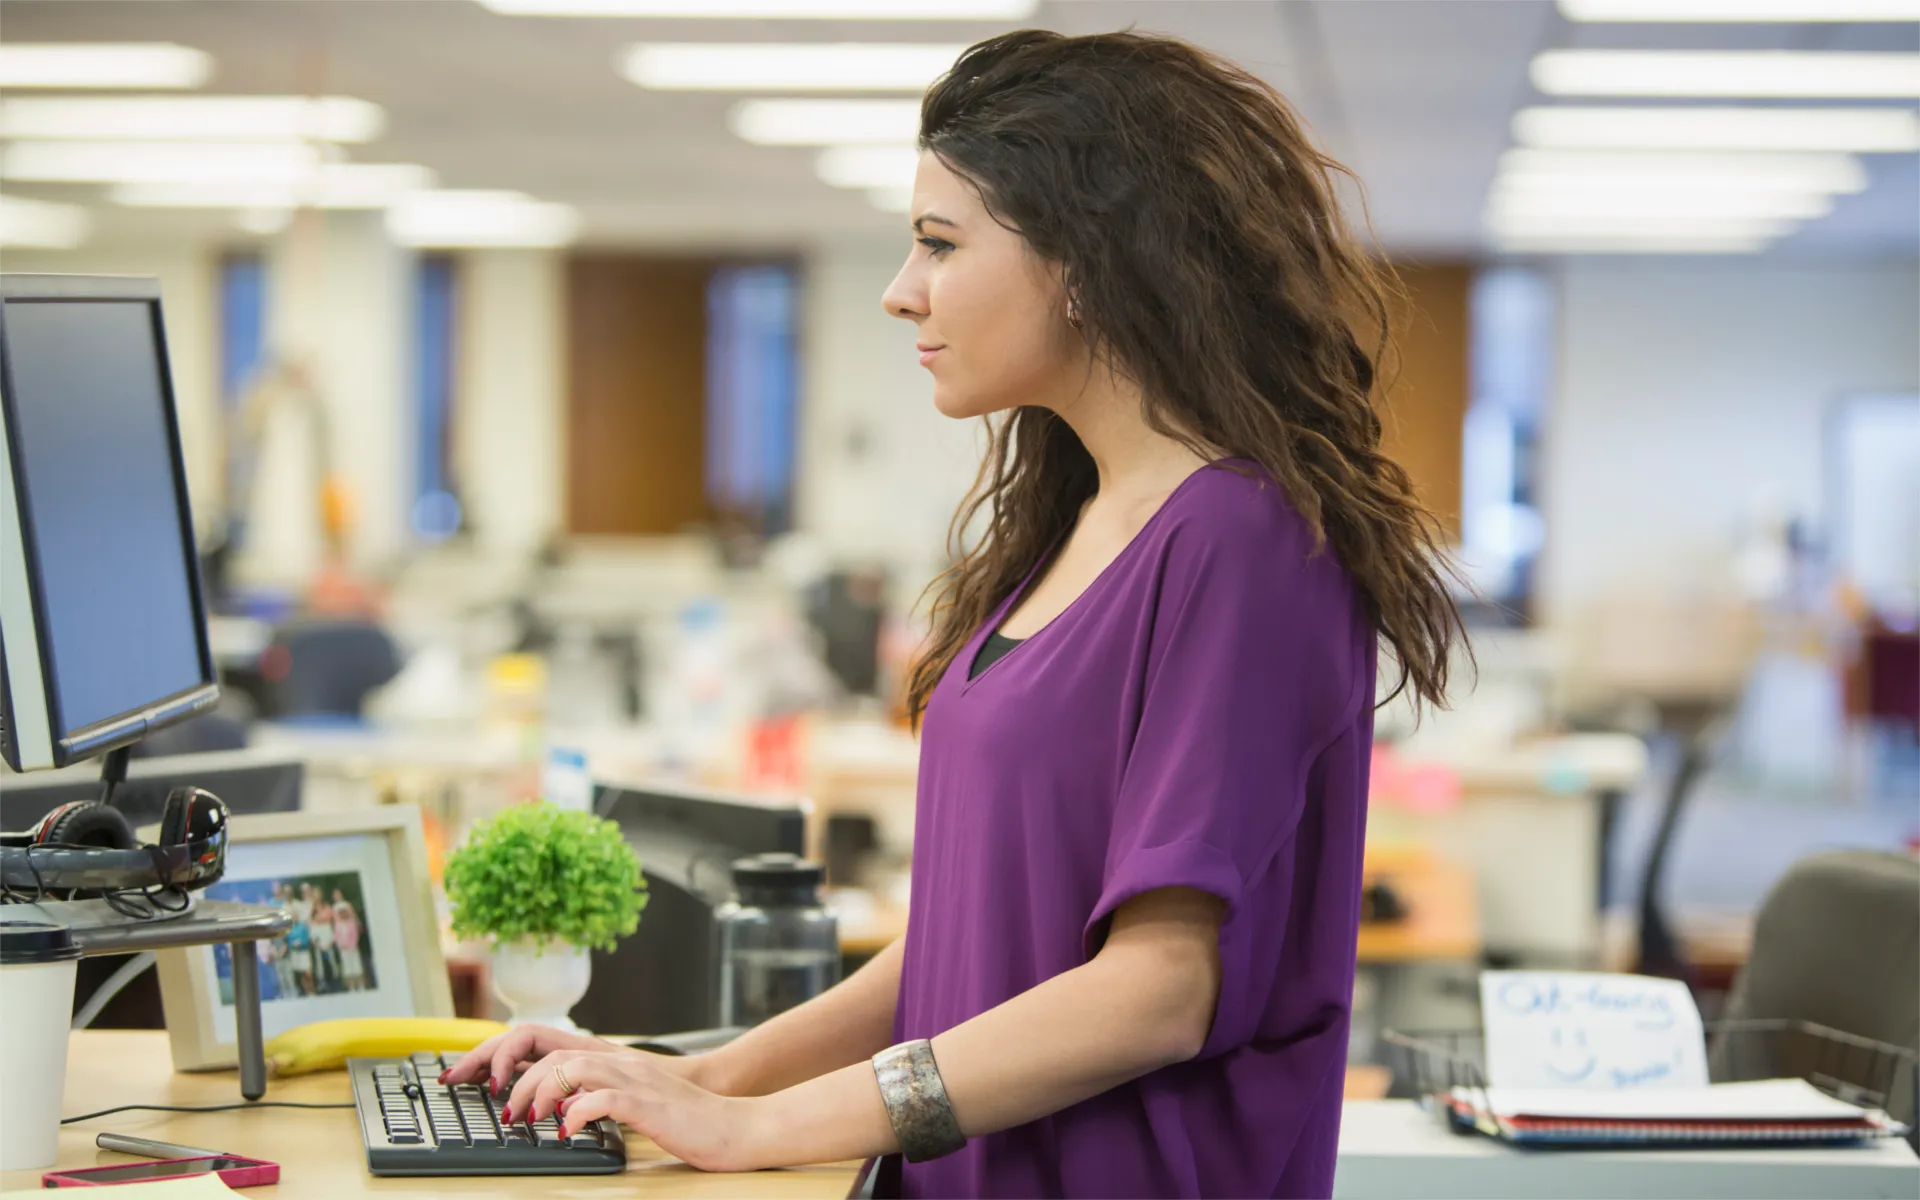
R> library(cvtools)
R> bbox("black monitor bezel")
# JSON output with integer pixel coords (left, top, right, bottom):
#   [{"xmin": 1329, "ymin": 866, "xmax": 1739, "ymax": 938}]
[{"xmin": 0, "ymin": 274, "xmax": 219, "ymax": 770}]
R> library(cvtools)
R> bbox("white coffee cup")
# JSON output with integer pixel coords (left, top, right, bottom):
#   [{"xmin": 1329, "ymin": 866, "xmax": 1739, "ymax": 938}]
[{"xmin": 0, "ymin": 920, "xmax": 82, "ymax": 1171}]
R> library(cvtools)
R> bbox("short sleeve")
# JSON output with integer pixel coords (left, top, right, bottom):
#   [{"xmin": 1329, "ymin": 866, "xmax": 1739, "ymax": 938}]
[{"xmin": 1082, "ymin": 501, "xmax": 1365, "ymax": 1054}]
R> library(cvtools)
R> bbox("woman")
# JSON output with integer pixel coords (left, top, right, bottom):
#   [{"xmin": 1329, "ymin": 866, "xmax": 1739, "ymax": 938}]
[
  {"xmin": 306, "ymin": 881, "xmax": 339, "ymax": 993},
  {"xmin": 446, "ymin": 29, "xmax": 1462, "ymax": 1198},
  {"xmin": 331, "ymin": 888, "xmax": 366, "ymax": 992},
  {"xmin": 284, "ymin": 883, "xmax": 314, "ymax": 997}
]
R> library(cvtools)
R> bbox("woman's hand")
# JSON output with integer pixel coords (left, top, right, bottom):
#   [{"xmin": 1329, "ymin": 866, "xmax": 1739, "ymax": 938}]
[
  {"xmin": 440, "ymin": 1024, "xmax": 615, "ymax": 1095},
  {"xmin": 508, "ymin": 1048, "xmax": 766, "ymax": 1173}
]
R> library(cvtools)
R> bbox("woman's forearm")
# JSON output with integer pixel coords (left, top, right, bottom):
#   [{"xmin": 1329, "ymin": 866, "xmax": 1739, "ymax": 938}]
[
  {"xmin": 691, "ymin": 935, "xmax": 906, "ymax": 1098},
  {"xmin": 743, "ymin": 911, "xmax": 1218, "ymax": 1167}
]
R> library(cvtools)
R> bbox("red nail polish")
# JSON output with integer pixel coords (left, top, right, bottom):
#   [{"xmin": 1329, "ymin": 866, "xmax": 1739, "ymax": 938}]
[
  {"xmin": 437, "ymin": 1071, "xmax": 449, "ymax": 1084},
  {"xmin": 501, "ymin": 1107, "xmax": 513, "ymax": 1125}
]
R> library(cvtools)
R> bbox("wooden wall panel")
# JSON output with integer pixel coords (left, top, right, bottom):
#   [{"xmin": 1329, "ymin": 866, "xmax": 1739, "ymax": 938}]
[
  {"xmin": 1379, "ymin": 262, "xmax": 1471, "ymax": 537},
  {"xmin": 565, "ymin": 256, "xmax": 712, "ymax": 535}
]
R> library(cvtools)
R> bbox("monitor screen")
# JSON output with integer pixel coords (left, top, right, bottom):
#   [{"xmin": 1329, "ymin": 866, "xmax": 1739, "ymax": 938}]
[{"xmin": 2, "ymin": 297, "xmax": 209, "ymax": 737}]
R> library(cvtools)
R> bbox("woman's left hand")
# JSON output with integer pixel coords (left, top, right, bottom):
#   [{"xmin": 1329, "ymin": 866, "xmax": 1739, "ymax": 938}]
[{"xmin": 504, "ymin": 1049, "xmax": 766, "ymax": 1173}]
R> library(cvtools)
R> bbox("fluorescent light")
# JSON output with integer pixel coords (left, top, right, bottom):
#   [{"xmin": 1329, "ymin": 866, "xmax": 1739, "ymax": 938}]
[
  {"xmin": 624, "ymin": 43, "xmax": 964, "ymax": 91},
  {"xmin": 1493, "ymin": 234, "xmax": 1774, "ymax": 254},
  {"xmin": 111, "ymin": 164, "xmax": 437, "ymax": 210},
  {"xmin": 387, "ymin": 191, "xmax": 580, "ymax": 247},
  {"xmin": 1514, "ymin": 106, "xmax": 1920, "ymax": 151},
  {"xmin": 867, "ymin": 185, "xmax": 915, "ymax": 213},
  {"xmin": 1532, "ymin": 51, "xmax": 1920, "ymax": 98},
  {"xmin": 1484, "ymin": 214, "xmax": 1794, "ymax": 239},
  {"xmin": 731, "ymin": 99, "xmax": 921, "ymax": 145},
  {"xmin": 816, "ymin": 143, "xmax": 920, "ymax": 189},
  {"xmin": 0, "ymin": 96, "xmax": 386, "ymax": 142},
  {"xmin": 236, "ymin": 208, "xmax": 293, "ymax": 236},
  {"xmin": 1, "ymin": 141, "xmax": 323, "ymax": 184},
  {"xmin": 482, "ymin": 0, "xmax": 1034, "ymax": 16},
  {"xmin": 1487, "ymin": 190, "xmax": 1833, "ymax": 220},
  {"xmin": 0, "ymin": 43, "xmax": 212, "ymax": 90},
  {"xmin": 0, "ymin": 196, "xmax": 90, "ymax": 248},
  {"xmin": 1494, "ymin": 149, "xmax": 1870, "ymax": 193},
  {"xmin": 1558, "ymin": 0, "xmax": 1920, "ymax": 22}
]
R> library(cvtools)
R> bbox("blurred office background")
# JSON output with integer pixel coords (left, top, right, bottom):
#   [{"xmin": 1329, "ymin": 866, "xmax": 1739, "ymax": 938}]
[{"xmin": 1, "ymin": 1, "xmax": 1915, "ymax": 1064}]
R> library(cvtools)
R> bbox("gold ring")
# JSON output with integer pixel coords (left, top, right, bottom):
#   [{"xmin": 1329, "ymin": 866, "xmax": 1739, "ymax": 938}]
[{"xmin": 552, "ymin": 1061, "xmax": 578, "ymax": 1097}]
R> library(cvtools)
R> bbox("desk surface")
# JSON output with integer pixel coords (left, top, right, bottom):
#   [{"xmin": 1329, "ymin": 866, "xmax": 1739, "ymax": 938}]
[
  {"xmin": 1337, "ymin": 1100, "xmax": 1918, "ymax": 1199},
  {"xmin": 8, "ymin": 1032, "xmax": 859, "ymax": 1198}
]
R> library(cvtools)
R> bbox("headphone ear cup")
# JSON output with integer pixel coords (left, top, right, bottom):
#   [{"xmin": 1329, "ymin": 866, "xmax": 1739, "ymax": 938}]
[
  {"xmin": 159, "ymin": 787, "xmax": 189, "ymax": 845},
  {"xmin": 38, "ymin": 801, "xmax": 137, "ymax": 850}
]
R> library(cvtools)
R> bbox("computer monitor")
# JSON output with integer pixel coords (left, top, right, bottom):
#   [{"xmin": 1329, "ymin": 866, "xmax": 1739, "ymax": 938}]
[
  {"xmin": 0, "ymin": 275, "xmax": 218, "ymax": 772},
  {"xmin": 572, "ymin": 779, "xmax": 806, "ymax": 1036}
]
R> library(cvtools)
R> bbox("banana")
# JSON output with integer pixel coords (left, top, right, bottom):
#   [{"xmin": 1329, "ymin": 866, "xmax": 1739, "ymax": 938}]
[{"xmin": 264, "ymin": 1016, "xmax": 508, "ymax": 1077}]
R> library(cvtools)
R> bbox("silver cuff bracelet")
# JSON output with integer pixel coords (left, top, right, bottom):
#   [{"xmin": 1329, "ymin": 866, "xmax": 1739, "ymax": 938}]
[{"xmin": 871, "ymin": 1038, "xmax": 967, "ymax": 1163}]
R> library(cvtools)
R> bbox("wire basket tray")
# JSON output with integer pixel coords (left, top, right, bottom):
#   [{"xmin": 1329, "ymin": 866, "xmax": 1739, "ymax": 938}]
[{"xmin": 1384, "ymin": 1018, "xmax": 1917, "ymax": 1149}]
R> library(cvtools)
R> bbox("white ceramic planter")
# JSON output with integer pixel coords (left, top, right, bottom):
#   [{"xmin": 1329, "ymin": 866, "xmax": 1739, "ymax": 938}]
[{"xmin": 491, "ymin": 940, "xmax": 591, "ymax": 1032}]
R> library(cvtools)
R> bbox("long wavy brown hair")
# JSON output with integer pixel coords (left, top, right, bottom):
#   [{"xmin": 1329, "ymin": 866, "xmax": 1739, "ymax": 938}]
[{"xmin": 904, "ymin": 29, "xmax": 1467, "ymax": 729}]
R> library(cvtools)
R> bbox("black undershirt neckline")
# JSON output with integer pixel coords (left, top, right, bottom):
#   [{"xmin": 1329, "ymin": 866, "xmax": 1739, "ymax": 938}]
[{"xmin": 968, "ymin": 629, "xmax": 1025, "ymax": 680}]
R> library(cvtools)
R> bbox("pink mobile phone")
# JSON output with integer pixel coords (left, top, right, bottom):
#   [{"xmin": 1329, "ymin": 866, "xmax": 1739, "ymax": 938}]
[{"xmin": 42, "ymin": 1153, "xmax": 280, "ymax": 1189}]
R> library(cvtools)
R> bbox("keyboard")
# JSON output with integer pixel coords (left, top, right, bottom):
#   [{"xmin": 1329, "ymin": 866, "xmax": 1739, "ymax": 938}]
[{"xmin": 349, "ymin": 1052, "xmax": 627, "ymax": 1176}]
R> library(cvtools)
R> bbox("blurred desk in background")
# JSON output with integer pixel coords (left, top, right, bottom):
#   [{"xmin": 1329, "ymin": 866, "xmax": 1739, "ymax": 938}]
[{"xmin": 1370, "ymin": 733, "xmax": 1646, "ymax": 966}]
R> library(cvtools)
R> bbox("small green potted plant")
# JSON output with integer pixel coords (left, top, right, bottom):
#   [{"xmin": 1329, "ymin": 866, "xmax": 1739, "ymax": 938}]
[{"xmin": 444, "ymin": 802, "xmax": 647, "ymax": 1031}]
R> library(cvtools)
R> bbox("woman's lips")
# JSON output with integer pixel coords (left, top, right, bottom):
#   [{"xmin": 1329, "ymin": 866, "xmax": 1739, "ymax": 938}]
[{"xmin": 918, "ymin": 345, "xmax": 943, "ymax": 366}]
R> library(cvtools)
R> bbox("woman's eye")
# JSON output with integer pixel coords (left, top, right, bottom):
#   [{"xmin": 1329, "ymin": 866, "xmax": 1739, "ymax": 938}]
[{"xmin": 917, "ymin": 236, "xmax": 954, "ymax": 256}]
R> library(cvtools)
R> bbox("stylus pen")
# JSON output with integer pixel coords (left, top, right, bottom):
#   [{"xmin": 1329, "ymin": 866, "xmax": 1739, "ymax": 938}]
[{"xmin": 96, "ymin": 1132, "xmax": 222, "ymax": 1160}]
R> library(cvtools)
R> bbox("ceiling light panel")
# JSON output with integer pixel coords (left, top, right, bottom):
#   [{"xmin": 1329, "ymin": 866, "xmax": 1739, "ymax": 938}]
[
  {"xmin": 387, "ymin": 190, "xmax": 580, "ymax": 247},
  {"xmin": 1494, "ymin": 149, "xmax": 1871, "ymax": 193},
  {"xmin": 0, "ymin": 96, "xmax": 386, "ymax": 142},
  {"xmin": 624, "ymin": 43, "xmax": 965, "ymax": 91},
  {"xmin": 1494, "ymin": 233, "xmax": 1774, "ymax": 254},
  {"xmin": 1532, "ymin": 51, "xmax": 1920, "ymax": 99},
  {"xmin": 815, "ymin": 143, "xmax": 920, "ymax": 189},
  {"xmin": 0, "ymin": 196, "xmax": 91, "ymax": 249},
  {"xmin": 867, "ymin": 185, "xmax": 915, "ymax": 213},
  {"xmin": 1484, "ymin": 214, "xmax": 1794, "ymax": 238},
  {"xmin": 482, "ymin": 0, "xmax": 1034, "ymax": 17},
  {"xmin": 1558, "ymin": 0, "xmax": 1920, "ymax": 21},
  {"xmin": 1513, "ymin": 107, "xmax": 1920, "ymax": 152},
  {"xmin": 0, "ymin": 43, "xmax": 212, "ymax": 89},
  {"xmin": 0, "ymin": 141, "xmax": 324, "ymax": 184},
  {"xmin": 1487, "ymin": 190, "xmax": 1834, "ymax": 220},
  {"xmin": 731, "ymin": 99, "xmax": 922, "ymax": 145},
  {"xmin": 110, "ymin": 164, "xmax": 436, "ymax": 210}
]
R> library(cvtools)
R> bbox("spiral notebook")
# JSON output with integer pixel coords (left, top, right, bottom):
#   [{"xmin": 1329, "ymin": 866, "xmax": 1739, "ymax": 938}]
[{"xmin": 1447, "ymin": 1078, "xmax": 1907, "ymax": 1147}]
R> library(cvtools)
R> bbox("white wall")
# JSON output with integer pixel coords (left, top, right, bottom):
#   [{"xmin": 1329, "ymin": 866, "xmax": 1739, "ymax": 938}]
[
  {"xmin": 0, "ymin": 242, "xmax": 222, "ymax": 533},
  {"xmin": 456, "ymin": 249, "xmax": 565, "ymax": 555},
  {"xmin": 797, "ymin": 240, "xmax": 986, "ymax": 601},
  {"xmin": 1540, "ymin": 257, "xmax": 1920, "ymax": 629},
  {"xmin": 264, "ymin": 211, "xmax": 413, "ymax": 578}
]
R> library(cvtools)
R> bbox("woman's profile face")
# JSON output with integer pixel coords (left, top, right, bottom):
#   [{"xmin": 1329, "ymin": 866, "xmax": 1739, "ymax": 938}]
[{"xmin": 882, "ymin": 151, "xmax": 1076, "ymax": 420}]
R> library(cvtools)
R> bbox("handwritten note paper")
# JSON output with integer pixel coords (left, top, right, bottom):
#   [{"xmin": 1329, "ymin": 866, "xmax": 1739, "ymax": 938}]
[{"xmin": 1480, "ymin": 971, "xmax": 1710, "ymax": 1091}]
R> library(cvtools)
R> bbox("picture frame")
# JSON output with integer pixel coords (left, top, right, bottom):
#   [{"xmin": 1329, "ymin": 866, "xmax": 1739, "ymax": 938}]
[{"xmin": 150, "ymin": 805, "xmax": 454, "ymax": 1072}]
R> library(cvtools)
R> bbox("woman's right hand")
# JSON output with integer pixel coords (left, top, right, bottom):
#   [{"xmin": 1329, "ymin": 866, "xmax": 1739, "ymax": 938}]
[{"xmin": 440, "ymin": 1024, "xmax": 719, "ymax": 1096}]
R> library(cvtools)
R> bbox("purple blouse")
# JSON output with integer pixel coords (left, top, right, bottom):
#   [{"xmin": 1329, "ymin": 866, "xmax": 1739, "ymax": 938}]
[{"xmin": 893, "ymin": 460, "xmax": 1376, "ymax": 1198}]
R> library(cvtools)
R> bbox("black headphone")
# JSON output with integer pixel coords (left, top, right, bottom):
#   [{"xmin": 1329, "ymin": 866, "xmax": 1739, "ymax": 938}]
[{"xmin": 0, "ymin": 786, "xmax": 230, "ymax": 900}]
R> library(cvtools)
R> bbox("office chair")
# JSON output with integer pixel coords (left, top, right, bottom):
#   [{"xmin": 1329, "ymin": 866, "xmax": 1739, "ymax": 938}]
[
  {"xmin": 1633, "ymin": 699, "xmax": 1728, "ymax": 984},
  {"xmin": 261, "ymin": 619, "xmax": 402, "ymax": 720},
  {"xmin": 1708, "ymin": 850, "xmax": 1920, "ymax": 1152}
]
